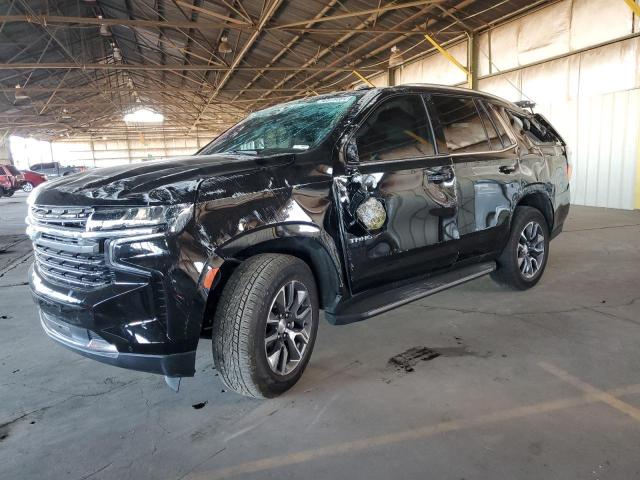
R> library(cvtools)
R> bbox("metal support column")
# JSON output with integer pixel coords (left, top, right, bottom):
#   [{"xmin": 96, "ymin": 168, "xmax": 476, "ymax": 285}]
[{"xmin": 468, "ymin": 33, "xmax": 479, "ymax": 90}]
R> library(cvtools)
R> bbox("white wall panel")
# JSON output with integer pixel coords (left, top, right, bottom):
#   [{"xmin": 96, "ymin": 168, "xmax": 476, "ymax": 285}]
[
  {"xmin": 368, "ymin": 73, "xmax": 388, "ymax": 88},
  {"xmin": 570, "ymin": 90, "xmax": 639, "ymax": 209},
  {"xmin": 477, "ymin": 71, "xmax": 523, "ymax": 102},
  {"xmin": 578, "ymin": 38, "xmax": 639, "ymax": 96},
  {"xmin": 520, "ymin": 57, "xmax": 575, "ymax": 102},
  {"xmin": 490, "ymin": 20, "xmax": 520, "ymax": 71},
  {"xmin": 478, "ymin": 32, "xmax": 491, "ymax": 76},
  {"xmin": 570, "ymin": 0, "xmax": 633, "ymax": 50},
  {"xmin": 517, "ymin": 1, "xmax": 571, "ymax": 65},
  {"xmin": 398, "ymin": 42, "xmax": 467, "ymax": 86}
]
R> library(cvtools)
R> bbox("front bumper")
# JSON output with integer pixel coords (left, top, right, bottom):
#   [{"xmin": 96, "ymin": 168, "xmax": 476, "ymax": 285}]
[
  {"xmin": 30, "ymin": 258, "xmax": 201, "ymax": 377},
  {"xmin": 39, "ymin": 306, "xmax": 195, "ymax": 376}
]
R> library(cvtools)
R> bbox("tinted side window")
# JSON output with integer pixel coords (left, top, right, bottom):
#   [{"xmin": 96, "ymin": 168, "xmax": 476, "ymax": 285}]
[
  {"xmin": 355, "ymin": 95, "xmax": 435, "ymax": 162},
  {"xmin": 431, "ymin": 95, "xmax": 490, "ymax": 153},
  {"xmin": 30, "ymin": 164, "xmax": 41, "ymax": 171}
]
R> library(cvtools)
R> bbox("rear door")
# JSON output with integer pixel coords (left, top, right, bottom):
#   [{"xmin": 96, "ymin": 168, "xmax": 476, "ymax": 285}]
[
  {"xmin": 429, "ymin": 95, "xmax": 521, "ymax": 260},
  {"xmin": 336, "ymin": 93, "xmax": 458, "ymax": 293}
]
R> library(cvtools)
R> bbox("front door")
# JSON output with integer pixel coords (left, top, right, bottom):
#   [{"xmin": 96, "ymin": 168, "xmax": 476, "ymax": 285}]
[{"xmin": 335, "ymin": 94, "xmax": 459, "ymax": 293}]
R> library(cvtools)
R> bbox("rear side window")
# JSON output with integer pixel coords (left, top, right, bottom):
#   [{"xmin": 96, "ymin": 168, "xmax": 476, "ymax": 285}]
[
  {"xmin": 355, "ymin": 95, "xmax": 435, "ymax": 162},
  {"xmin": 30, "ymin": 164, "xmax": 41, "ymax": 171},
  {"xmin": 431, "ymin": 95, "xmax": 490, "ymax": 153}
]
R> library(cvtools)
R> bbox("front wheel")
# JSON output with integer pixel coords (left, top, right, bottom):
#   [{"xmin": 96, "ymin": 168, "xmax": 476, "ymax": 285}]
[
  {"xmin": 22, "ymin": 182, "xmax": 34, "ymax": 193},
  {"xmin": 212, "ymin": 254, "xmax": 319, "ymax": 398},
  {"xmin": 491, "ymin": 206, "xmax": 550, "ymax": 290}
]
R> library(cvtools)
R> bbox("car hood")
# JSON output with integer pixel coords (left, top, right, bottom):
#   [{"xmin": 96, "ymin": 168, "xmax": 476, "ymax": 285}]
[{"xmin": 30, "ymin": 153, "xmax": 294, "ymax": 207}]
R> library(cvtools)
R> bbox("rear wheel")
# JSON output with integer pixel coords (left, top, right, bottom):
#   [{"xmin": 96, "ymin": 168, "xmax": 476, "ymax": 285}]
[
  {"xmin": 491, "ymin": 206, "xmax": 549, "ymax": 290},
  {"xmin": 212, "ymin": 254, "xmax": 319, "ymax": 398},
  {"xmin": 4, "ymin": 189, "xmax": 14, "ymax": 197},
  {"xmin": 22, "ymin": 182, "xmax": 34, "ymax": 192}
]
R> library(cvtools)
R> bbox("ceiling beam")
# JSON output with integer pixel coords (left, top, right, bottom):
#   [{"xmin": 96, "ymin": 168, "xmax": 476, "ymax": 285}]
[
  {"xmin": 271, "ymin": 0, "xmax": 444, "ymax": 29},
  {"xmin": 0, "ymin": 63, "xmax": 380, "ymax": 72},
  {"xmin": 0, "ymin": 14, "xmax": 249, "ymax": 31},
  {"xmin": 188, "ymin": 0, "xmax": 283, "ymax": 129}
]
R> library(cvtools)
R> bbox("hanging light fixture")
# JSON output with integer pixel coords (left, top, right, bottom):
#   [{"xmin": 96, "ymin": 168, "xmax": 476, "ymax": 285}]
[
  {"xmin": 14, "ymin": 84, "xmax": 29, "ymax": 102},
  {"xmin": 112, "ymin": 44, "xmax": 123, "ymax": 62},
  {"xmin": 217, "ymin": 33, "xmax": 232, "ymax": 54},
  {"xmin": 98, "ymin": 16, "xmax": 111, "ymax": 37},
  {"xmin": 388, "ymin": 45, "xmax": 404, "ymax": 68}
]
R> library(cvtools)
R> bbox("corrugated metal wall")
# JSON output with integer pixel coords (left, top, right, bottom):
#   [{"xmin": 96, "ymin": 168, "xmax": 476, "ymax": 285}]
[{"xmin": 376, "ymin": 0, "xmax": 640, "ymax": 209}]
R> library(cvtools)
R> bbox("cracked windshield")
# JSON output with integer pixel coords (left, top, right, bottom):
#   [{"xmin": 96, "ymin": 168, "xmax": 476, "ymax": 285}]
[{"xmin": 200, "ymin": 94, "xmax": 359, "ymax": 155}]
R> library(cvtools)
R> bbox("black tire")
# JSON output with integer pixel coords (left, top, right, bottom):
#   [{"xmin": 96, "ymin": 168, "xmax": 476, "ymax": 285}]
[
  {"xmin": 212, "ymin": 254, "xmax": 319, "ymax": 398},
  {"xmin": 491, "ymin": 206, "xmax": 550, "ymax": 290},
  {"xmin": 4, "ymin": 189, "xmax": 14, "ymax": 197},
  {"xmin": 22, "ymin": 182, "xmax": 34, "ymax": 193}
]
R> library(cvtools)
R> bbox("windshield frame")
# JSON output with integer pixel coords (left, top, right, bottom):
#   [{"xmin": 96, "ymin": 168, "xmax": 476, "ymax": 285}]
[{"xmin": 197, "ymin": 92, "xmax": 365, "ymax": 156}]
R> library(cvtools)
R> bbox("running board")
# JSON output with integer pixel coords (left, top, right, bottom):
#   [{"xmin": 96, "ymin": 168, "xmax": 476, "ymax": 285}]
[{"xmin": 325, "ymin": 261, "xmax": 496, "ymax": 325}]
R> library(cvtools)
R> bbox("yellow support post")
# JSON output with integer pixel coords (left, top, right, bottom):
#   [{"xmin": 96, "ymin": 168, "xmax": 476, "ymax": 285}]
[
  {"xmin": 352, "ymin": 70, "xmax": 374, "ymax": 87},
  {"xmin": 423, "ymin": 34, "xmax": 472, "ymax": 88},
  {"xmin": 623, "ymin": 0, "xmax": 640, "ymax": 16}
]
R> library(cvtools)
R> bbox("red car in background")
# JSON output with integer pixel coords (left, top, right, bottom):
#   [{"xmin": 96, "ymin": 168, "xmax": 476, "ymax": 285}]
[
  {"xmin": 0, "ymin": 164, "xmax": 25, "ymax": 197},
  {"xmin": 20, "ymin": 169, "xmax": 47, "ymax": 192}
]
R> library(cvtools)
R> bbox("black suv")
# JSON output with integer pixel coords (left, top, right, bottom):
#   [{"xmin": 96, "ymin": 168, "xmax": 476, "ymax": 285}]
[{"xmin": 27, "ymin": 85, "xmax": 570, "ymax": 398}]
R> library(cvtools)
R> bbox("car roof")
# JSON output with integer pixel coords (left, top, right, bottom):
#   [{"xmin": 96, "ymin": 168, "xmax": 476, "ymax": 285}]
[{"xmin": 363, "ymin": 84, "xmax": 526, "ymax": 112}]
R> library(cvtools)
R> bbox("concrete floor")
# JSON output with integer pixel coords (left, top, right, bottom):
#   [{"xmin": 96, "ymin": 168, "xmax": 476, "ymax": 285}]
[{"xmin": 1, "ymin": 192, "xmax": 640, "ymax": 480}]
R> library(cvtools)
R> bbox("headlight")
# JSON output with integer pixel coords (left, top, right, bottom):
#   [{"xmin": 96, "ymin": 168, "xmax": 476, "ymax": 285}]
[{"xmin": 86, "ymin": 204, "xmax": 193, "ymax": 233}]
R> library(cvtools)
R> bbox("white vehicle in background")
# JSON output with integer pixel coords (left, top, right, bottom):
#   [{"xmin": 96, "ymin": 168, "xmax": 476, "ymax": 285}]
[{"xmin": 28, "ymin": 162, "xmax": 85, "ymax": 178}]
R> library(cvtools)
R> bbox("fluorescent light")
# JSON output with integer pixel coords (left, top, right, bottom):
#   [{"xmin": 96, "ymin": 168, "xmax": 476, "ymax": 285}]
[{"xmin": 123, "ymin": 108, "xmax": 164, "ymax": 123}]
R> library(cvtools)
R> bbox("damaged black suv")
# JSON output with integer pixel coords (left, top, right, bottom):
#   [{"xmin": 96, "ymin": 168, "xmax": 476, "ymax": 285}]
[{"xmin": 27, "ymin": 85, "xmax": 570, "ymax": 398}]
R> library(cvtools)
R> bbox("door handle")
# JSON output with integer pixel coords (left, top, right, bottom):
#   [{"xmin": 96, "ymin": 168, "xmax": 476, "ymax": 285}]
[
  {"xmin": 426, "ymin": 168, "xmax": 454, "ymax": 183},
  {"xmin": 499, "ymin": 164, "xmax": 517, "ymax": 174}
]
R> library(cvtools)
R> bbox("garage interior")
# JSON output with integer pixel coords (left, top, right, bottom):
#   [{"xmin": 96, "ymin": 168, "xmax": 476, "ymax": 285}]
[{"xmin": 1, "ymin": 1, "xmax": 640, "ymax": 479}]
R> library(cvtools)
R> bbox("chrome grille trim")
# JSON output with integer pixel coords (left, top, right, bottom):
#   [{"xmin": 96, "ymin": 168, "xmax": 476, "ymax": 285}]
[
  {"xmin": 30, "ymin": 206, "xmax": 92, "ymax": 229},
  {"xmin": 29, "ymin": 204, "xmax": 113, "ymax": 288}
]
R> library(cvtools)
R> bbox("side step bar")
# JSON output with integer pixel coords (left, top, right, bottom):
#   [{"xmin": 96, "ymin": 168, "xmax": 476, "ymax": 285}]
[{"xmin": 325, "ymin": 261, "xmax": 496, "ymax": 325}]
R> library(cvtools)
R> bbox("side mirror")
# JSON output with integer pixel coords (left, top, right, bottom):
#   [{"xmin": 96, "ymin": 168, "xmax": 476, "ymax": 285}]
[{"xmin": 345, "ymin": 136, "xmax": 359, "ymax": 164}]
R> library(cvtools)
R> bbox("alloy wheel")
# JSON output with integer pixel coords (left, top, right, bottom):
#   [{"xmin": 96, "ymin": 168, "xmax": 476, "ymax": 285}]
[
  {"xmin": 22, "ymin": 182, "xmax": 33, "ymax": 193},
  {"xmin": 518, "ymin": 221, "xmax": 545, "ymax": 279},
  {"xmin": 264, "ymin": 280, "xmax": 313, "ymax": 376}
]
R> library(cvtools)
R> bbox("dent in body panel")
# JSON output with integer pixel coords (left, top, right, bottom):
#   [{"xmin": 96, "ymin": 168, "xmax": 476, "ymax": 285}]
[
  {"xmin": 335, "ymin": 162, "xmax": 459, "ymax": 292},
  {"xmin": 194, "ymin": 167, "xmax": 346, "ymax": 306}
]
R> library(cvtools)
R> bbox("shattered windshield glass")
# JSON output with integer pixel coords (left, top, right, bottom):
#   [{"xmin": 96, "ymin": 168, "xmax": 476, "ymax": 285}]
[{"xmin": 199, "ymin": 94, "xmax": 359, "ymax": 155}]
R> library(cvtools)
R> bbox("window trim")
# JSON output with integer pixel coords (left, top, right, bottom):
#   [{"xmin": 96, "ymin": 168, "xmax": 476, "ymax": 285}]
[
  {"xmin": 476, "ymin": 99, "xmax": 507, "ymax": 150},
  {"xmin": 346, "ymin": 92, "xmax": 441, "ymax": 166},
  {"xmin": 482, "ymin": 101, "xmax": 518, "ymax": 148}
]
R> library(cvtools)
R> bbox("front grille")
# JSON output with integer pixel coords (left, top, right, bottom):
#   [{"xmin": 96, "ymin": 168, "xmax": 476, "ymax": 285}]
[
  {"xmin": 30, "ymin": 205, "xmax": 113, "ymax": 288},
  {"xmin": 30, "ymin": 206, "xmax": 92, "ymax": 229}
]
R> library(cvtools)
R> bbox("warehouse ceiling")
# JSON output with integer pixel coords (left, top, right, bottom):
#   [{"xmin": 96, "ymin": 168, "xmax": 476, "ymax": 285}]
[{"xmin": 0, "ymin": 0, "xmax": 552, "ymax": 140}]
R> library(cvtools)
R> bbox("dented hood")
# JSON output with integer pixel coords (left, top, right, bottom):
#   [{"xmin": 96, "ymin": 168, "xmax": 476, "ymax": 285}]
[{"xmin": 30, "ymin": 153, "xmax": 293, "ymax": 207}]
